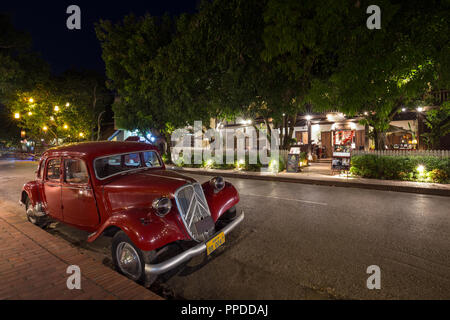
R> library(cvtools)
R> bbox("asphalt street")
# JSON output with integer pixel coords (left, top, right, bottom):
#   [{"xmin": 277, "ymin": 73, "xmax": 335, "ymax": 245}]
[{"xmin": 1, "ymin": 160, "xmax": 450, "ymax": 299}]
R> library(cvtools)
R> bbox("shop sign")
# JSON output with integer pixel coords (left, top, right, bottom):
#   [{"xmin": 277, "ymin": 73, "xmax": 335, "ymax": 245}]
[{"xmin": 286, "ymin": 154, "xmax": 300, "ymax": 173}]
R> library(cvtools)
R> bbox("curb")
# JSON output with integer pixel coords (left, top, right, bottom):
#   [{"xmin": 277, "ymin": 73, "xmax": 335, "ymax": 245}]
[{"xmin": 170, "ymin": 167, "xmax": 450, "ymax": 197}]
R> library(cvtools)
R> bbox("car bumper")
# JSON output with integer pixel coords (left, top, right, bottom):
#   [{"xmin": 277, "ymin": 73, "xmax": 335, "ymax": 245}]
[{"xmin": 144, "ymin": 210, "xmax": 244, "ymax": 275}]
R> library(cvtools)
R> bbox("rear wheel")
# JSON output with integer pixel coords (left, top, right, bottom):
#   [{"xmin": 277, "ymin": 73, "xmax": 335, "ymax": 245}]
[
  {"xmin": 111, "ymin": 231, "xmax": 157, "ymax": 287},
  {"xmin": 25, "ymin": 197, "xmax": 49, "ymax": 228}
]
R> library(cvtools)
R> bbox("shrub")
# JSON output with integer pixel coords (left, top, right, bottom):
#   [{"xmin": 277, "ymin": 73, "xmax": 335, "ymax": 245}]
[
  {"xmin": 268, "ymin": 156, "xmax": 286, "ymax": 173},
  {"xmin": 350, "ymin": 155, "xmax": 450, "ymax": 183},
  {"xmin": 429, "ymin": 169, "xmax": 449, "ymax": 184}
]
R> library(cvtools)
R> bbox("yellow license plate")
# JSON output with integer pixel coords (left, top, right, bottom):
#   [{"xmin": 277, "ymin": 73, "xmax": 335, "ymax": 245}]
[{"xmin": 206, "ymin": 232, "xmax": 225, "ymax": 255}]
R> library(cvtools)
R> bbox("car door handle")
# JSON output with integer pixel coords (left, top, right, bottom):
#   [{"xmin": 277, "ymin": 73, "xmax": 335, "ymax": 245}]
[{"xmin": 46, "ymin": 183, "xmax": 59, "ymax": 187}]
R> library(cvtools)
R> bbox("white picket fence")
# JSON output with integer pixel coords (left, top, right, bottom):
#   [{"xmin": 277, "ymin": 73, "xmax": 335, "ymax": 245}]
[{"xmin": 352, "ymin": 150, "xmax": 450, "ymax": 158}]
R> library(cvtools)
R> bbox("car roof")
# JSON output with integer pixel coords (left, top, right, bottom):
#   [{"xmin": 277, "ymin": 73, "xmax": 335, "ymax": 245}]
[{"xmin": 42, "ymin": 141, "xmax": 159, "ymax": 161}]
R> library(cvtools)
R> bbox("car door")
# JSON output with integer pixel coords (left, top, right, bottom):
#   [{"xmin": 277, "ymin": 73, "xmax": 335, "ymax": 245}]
[
  {"xmin": 43, "ymin": 158, "xmax": 63, "ymax": 220},
  {"xmin": 61, "ymin": 157, "xmax": 100, "ymax": 230}
]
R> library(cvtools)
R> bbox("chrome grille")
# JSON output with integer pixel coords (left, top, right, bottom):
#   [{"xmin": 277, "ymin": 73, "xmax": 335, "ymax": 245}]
[{"xmin": 174, "ymin": 183, "xmax": 214, "ymax": 242}]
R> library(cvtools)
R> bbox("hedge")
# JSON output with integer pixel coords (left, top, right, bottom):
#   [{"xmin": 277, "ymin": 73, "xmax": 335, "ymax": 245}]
[{"xmin": 350, "ymin": 155, "xmax": 450, "ymax": 183}]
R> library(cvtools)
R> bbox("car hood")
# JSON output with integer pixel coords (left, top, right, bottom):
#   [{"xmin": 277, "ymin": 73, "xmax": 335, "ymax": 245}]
[{"xmin": 102, "ymin": 169, "xmax": 197, "ymax": 213}]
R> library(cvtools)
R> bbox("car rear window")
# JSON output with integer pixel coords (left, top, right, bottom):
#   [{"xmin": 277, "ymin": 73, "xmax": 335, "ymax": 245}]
[{"xmin": 94, "ymin": 151, "xmax": 161, "ymax": 179}]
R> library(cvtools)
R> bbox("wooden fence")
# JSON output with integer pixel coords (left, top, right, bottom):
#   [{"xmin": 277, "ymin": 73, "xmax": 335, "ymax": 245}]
[{"xmin": 351, "ymin": 150, "xmax": 450, "ymax": 158}]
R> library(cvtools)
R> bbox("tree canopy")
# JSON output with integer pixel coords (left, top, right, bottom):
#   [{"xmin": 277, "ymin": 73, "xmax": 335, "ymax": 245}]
[{"xmin": 96, "ymin": 0, "xmax": 450, "ymax": 151}]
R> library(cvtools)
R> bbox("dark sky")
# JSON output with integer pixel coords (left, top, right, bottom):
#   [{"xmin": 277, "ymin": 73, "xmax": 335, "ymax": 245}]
[{"xmin": 1, "ymin": 0, "xmax": 200, "ymax": 74}]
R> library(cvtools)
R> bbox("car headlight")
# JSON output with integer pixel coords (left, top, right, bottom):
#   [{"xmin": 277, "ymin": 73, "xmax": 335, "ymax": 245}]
[
  {"xmin": 210, "ymin": 176, "xmax": 225, "ymax": 193},
  {"xmin": 152, "ymin": 197, "xmax": 172, "ymax": 217}
]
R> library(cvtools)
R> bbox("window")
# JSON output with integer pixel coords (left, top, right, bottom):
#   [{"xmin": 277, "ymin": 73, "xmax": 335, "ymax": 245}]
[
  {"xmin": 94, "ymin": 152, "xmax": 144, "ymax": 179},
  {"xmin": 64, "ymin": 159, "xmax": 89, "ymax": 184},
  {"xmin": 124, "ymin": 153, "xmax": 141, "ymax": 167},
  {"xmin": 46, "ymin": 159, "xmax": 61, "ymax": 181},
  {"xmin": 38, "ymin": 160, "xmax": 45, "ymax": 179},
  {"xmin": 143, "ymin": 151, "xmax": 161, "ymax": 168}
]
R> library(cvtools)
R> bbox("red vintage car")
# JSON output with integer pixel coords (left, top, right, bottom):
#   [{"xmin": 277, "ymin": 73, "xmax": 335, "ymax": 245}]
[{"xmin": 20, "ymin": 141, "xmax": 244, "ymax": 286}]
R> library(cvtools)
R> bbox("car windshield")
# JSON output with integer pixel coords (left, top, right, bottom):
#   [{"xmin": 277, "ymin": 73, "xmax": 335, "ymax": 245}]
[{"xmin": 94, "ymin": 151, "xmax": 162, "ymax": 179}]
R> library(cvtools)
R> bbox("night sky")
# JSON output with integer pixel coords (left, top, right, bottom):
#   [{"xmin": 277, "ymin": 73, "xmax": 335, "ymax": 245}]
[{"xmin": 1, "ymin": 0, "xmax": 200, "ymax": 74}]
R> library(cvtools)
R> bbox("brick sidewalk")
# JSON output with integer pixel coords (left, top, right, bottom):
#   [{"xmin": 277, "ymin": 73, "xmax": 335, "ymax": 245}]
[{"xmin": 0, "ymin": 210, "xmax": 162, "ymax": 300}]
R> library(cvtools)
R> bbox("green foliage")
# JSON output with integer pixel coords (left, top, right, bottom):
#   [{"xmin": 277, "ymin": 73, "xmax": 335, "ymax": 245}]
[
  {"xmin": 429, "ymin": 169, "xmax": 449, "ymax": 184},
  {"xmin": 9, "ymin": 71, "xmax": 111, "ymax": 145},
  {"xmin": 299, "ymin": 151, "xmax": 308, "ymax": 161},
  {"xmin": 268, "ymin": 155, "xmax": 285, "ymax": 173},
  {"xmin": 422, "ymin": 102, "xmax": 450, "ymax": 149},
  {"xmin": 350, "ymin": 155, "xmax": 450, "ymax": 183},
  {"xmin": 0, "ymin": 13, "xmax": 49, "ymax": 106}
]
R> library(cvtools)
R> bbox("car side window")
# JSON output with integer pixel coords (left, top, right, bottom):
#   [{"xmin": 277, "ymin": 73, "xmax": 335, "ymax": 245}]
[
  {"xmin": 64, "ymin": 159, "xmax": 89, "ymax": 184},
  {"xmin": 46, "ymin": 159, "xmax": 61, "ymax": 181},
  {"xmin": 143, "ymin": 151, "xmax": 161, "ymax": 168},
  {"xmin": 38, "ymin": 159, "xmax": 45, "ymax": 179},
  {"xmin": 124, "ymin": 153, "xmax": 141, "ymax": 167}
]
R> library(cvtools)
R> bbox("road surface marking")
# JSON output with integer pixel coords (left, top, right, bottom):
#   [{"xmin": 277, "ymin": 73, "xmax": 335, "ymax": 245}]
[{"xmin": 240, "ymin": 193, "xmax": 328, "ymax": 206}]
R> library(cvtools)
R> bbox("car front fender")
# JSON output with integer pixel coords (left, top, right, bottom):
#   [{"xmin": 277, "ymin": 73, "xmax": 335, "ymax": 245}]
[
  {"xmin": 202, "ymin": 181, "xmax": 240, "ymax": 222},
  {"xmin": 87, "ymin": 207, "xmax": 190, "ymax": 252}
]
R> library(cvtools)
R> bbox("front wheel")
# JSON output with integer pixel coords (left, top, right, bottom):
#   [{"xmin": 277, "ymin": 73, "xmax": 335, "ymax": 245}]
[{"xmin": 111, "ymin": 231, "xmax": 157, "ymax": 287}]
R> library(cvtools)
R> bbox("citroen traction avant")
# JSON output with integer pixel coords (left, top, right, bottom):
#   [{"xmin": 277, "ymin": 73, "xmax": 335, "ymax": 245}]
[{"xmin": 20, "ymin": 141, "xmax": 244, "ymax": 285}]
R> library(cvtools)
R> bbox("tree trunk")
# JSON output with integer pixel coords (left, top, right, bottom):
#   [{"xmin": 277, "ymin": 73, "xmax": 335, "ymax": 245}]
[
  {"xmin": 364, "ymin": 123, "xmax": 370, "ymax": 151},
  {"xmin": 373, "ymin": 129, "xmax": 386, "ymax": 150},
  {"xmin": 96, "ymin": 111, "xmax": 105, "ymax": 141},
  {"xmin": 163, "ymin": 132, "xmax": 172, "ymax": 163}
]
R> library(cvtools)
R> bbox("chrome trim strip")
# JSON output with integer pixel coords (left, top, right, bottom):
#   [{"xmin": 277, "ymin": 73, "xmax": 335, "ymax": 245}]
[{"xmin": 144, "ymin": 211, "xmax": 244, "ymax": 275}]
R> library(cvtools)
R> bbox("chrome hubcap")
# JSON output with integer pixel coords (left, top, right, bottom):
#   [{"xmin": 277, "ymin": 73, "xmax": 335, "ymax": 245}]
[
  {"xmin": 116, "ymin": 242, "xmax": 142, "ymax": 280},
  {"xmin": 27, "ymin": 208, "xmax": 36, "ymax": 224}
]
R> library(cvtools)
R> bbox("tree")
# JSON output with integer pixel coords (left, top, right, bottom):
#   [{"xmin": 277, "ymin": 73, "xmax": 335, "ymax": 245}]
[
  {"xmin": 0, "ymin": 13, "xmax": 48, "ymax": 106},
  {"xmin": 96, "ymin": 14, "xmax": 184, "ymax": 154},
  {"xmin": 54, "ymin": 69, "xmax": 113, "ymax": 141},
  {"xmin": 261, "ymin": 0, "xmax": 450, "ymax": 149},
  {"xmin": 156, "ymin": 0, "xmax": 299, "ymax": 149},
  {"xmin": 0, "ymin": 103, "xmax": 21, "ymax": 147},
  {"xmin": 262, "ymin": 0, "xmax": 351, "ymax": 149},
  {"xmin": 422, "ymin": 102, "xmax": 450, "ymax": 149},
  {"xmin": 305, "ymin": 0, "xmax": 450, "ymax": 149},
  {"xmin": 10, "ymin": 71, "xmax": 111, "ymax": 145}
]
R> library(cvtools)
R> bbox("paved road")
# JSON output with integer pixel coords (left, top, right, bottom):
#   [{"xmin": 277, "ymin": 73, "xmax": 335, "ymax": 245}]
[{"xmin": 1, "ymin": 160, "xmax": 450, "ymax": 299}]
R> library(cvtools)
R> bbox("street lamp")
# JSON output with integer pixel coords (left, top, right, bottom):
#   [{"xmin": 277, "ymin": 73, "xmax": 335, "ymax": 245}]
[{"xmin": 14, "ymin": 113, "xmax": 20, "ymax": 119}]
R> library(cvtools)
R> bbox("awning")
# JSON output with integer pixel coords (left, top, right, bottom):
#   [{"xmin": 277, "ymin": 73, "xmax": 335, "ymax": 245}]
[{"xmin": 386, "ymin": 125, "xmax": 413, "ymax": 134}]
